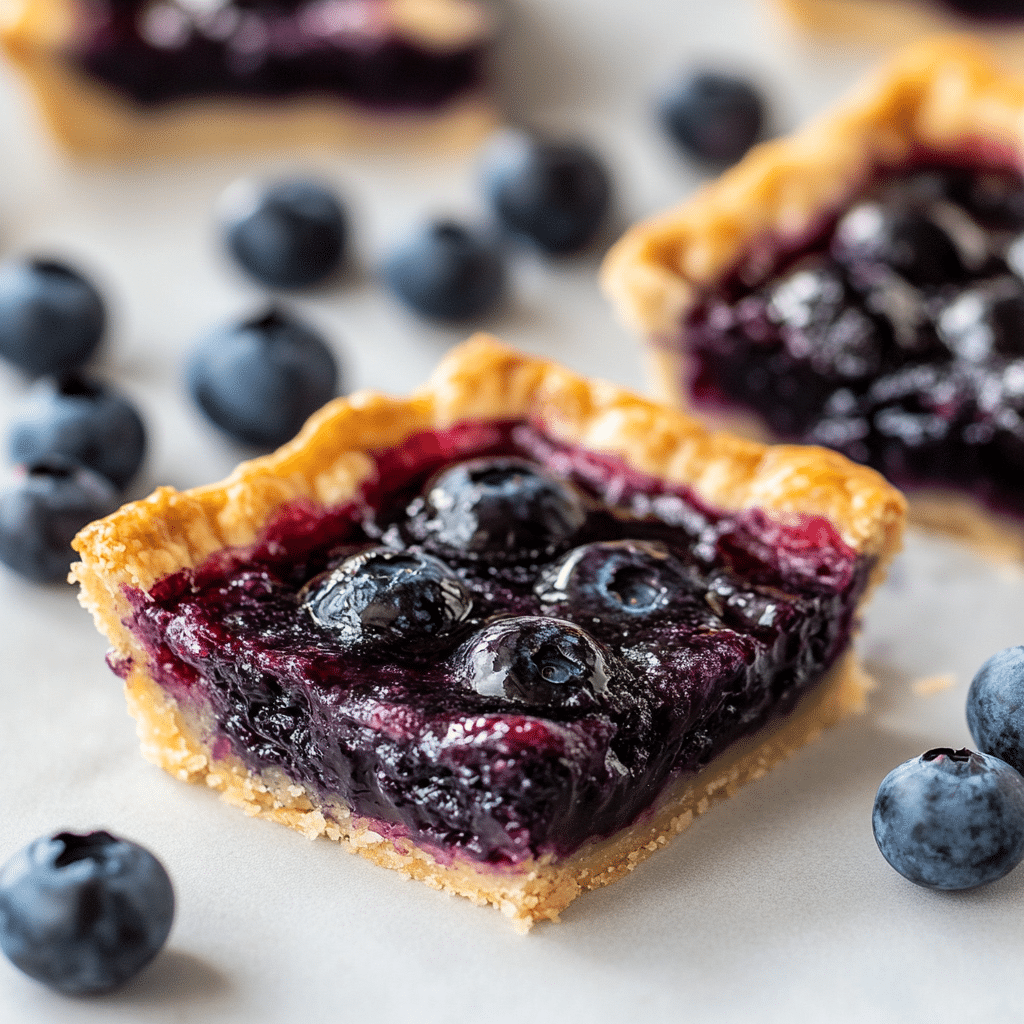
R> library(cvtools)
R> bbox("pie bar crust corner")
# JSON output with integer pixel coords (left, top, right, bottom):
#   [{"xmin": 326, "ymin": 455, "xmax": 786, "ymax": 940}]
[
  {"xmin": 71, "ymin": 335, "xmax": 905, "ymax": 930},
  {"xmin": 601, "ymin": 36, "xmax": 1024, "ymax": 563},
  {"xmin": 0, "ymin": 0, "xmax": 496, "ymax": 158}
]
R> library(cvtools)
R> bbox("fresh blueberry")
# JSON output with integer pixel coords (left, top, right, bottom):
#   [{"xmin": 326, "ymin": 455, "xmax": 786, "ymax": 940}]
[
  {"xmin": 967, "ymin": 646, "xmax": 1024, "ymax": 774},
  {"xmin": 0, "ymin": 259, "xmax": 105, "ymax": 377},
  {"xmin": 220, "ymin": 178, "xmax": 346, "ymax": 289},
  {"xmin": 301, "ymin": 547, "xmax": 473, "ymax": 649},
  {"xmin": 480, "ymin": 132, "xmax": 612, "ymax": 254},
  {"xmin": 407, "ymin": 457, "xmax": 586, "ymax": 557},
  {"xmin": 831, "ymin": 202, "xmax": 966, "ymax": 287},
  {"xmin": 872, "ymin": 747, "xmax": 1024, "ymax": 890},
  {"xmin": 8, "ymin": 374, "xmax": 146, "ymax": 490},
  {"xmin": 0, "ymin": 458, "xmax": 119, "ymax": 584},
  {"xmin": 382, "ymin": 220, "xmax": 505, "ymax": 321},
  {"xmin": 458, "ymin": 616, "xmax": 610, "ymax": 709},
  {"xmin": 0, "ymin": 830, "xmax": 174, "ymax": 995},
  {"xmin": 187, "ymin": 306, "xmax": 339, "ymax": 448},
  {"xmin": 536, "ymin": 540, "xmax": 702, "ymax": 620},
  {"xmin": 657, "ymin": 70, "xmax": 766, "ymax": 165}
]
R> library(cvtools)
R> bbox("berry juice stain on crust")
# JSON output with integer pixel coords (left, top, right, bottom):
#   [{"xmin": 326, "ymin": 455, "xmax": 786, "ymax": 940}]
[
  {"xmin": 685, "ymin": 164, "xmax": 1024, "ymax": 518},
  {"xmin": 122, "ymin": 420, "xmax": 869, "ymax": 867}
]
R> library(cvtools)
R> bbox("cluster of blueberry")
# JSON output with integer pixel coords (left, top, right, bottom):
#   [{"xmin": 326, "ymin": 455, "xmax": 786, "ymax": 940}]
[{"xmin": 873, "ymin": 646, "xmax": 1024, "ymax": 890}]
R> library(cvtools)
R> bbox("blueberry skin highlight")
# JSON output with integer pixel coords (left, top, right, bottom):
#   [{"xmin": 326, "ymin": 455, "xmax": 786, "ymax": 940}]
[
  {"xmin": 967, "ymin": 646, "xmax": 1024, "ymax": 774},
  {"xmin": 481, "ymin": 133, "xmax": 612, "ymax": 254},
  {"xmin": 0, "ymin": 831, "xmax": 174, "ymax": 995},
  {"xmin": 382, "ymin": 220, "xmax": 505, "ymax": 321},
  {"xmin": 9, "ymin": 374, "xmax": 146, "ymax": 490},
  {"xmin": 657, "ymin": 70, "xmax": 765, "ymax": 165},
  {"xmin": 187, "ymin": 306, "xmax": 339, "ymax": 448},
  {"xmin": 0, "ymin": 259, "xmax": 106, "ymax": 377},
  {"xmin": 0, "ymin": 459, "xmax": 119, "ymax": 583},
  {"xmin": 872, "ymin": 747, "xmax": 1024, "ymax": 890},
  {"xmin": 221, "ymin": 178, "xmax": 346, "ymax": 289}
]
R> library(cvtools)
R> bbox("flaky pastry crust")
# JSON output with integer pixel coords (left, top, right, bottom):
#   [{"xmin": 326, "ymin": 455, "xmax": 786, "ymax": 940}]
[
  {"xmin": 601, "ymin": 37, "xmax": 1024, "ymax": 559},
  {"xmin": 71, "ymin": 336, "xmax": 904, "ymax": 929},
  {"xmin": 0, "ymin": 0, "xmax": 495, "ymax": 158}
]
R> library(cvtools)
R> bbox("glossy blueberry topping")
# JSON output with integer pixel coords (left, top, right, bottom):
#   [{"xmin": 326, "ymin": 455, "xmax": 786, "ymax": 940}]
[
  {"xmin": 302, "ymin": 547, "xmax": 472, "ymax": 650},
  {"xmin": 382, "ymin": 220, "xmax": 505, "ymax": 321},
  {"xmin": 125, "ymin": 424, "xmax": 866, "ymax": 863},
  {"xmin": 687, "ymin": 165, "xmax": 1024, "ymax": 515},
  {"xmin": 481, "ymin": 133, "xmax": 612, "ymax": 254},
  {"xmin": 9, "ymin": 373, "xmax": 147, "ymax": 490},
  {"xmin": 872, "ymin": 747, "xmax": 1024, "ymax": 890},
  {"xmin": 657, "ymin": 70, "xmax": 765, "ymax": 165},
  {"xmin": 187, "ymin": 306, "xmax": 339, "ymax": 448},
  {"xmin": 0, "ymin": 830, "xmax": 174, "ymax": 994},
  {"xmin": 221, "ymin": 178, "xmax": 346, "ymax": 289},
  {"xmin": 967, "ymin": 646, "xmax": 1024, "ymax": 775},
  {"xmin": 0, "ymin": 459, "xmax": 119, "ymax": 583},
  {"xmin": 405, "ymin": 457, "xmax": 587, "ymax": 556},
  {"xmin": 459, "ymin": 616, "xmax": 610, "ymax": 709},
  {"xmin": 0, "ymin": 259, "xmax": 105, "ymax": 377}
]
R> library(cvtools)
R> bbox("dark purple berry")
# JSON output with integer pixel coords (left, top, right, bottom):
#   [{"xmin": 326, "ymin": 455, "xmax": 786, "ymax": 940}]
[
  {"xmin": 0, "ymin": 830, "xmax": 174, "ymax": 995},
  {"xmin": 967, "ymin": 646, "xmax": 1024, "ymax": 774},
  {"xmin": 301, "ymin": 547, "xmax": 472, "ymax": 650},
  {"xmin": 0, "ymin": 259, "xmax": 105, "ymax": 377},
  {"xmin": 8, "ymin": 373, "xmax": 146, "ymax": 490},
  {"xmin": 0, "ymin": 458, "xmax": 119, "ymax": 584},
  {"xmin": 480, "ymin": 132, "xmax": 612, "ymax": 254},
  {"xmin": 187, "ymin": 306, "xmax": 339, "ymax": 448},
  {"xmin": 657, "ymin": 70, "xmax": 766, "ymax": 165},
  {"xmin": 458, "ymin": 616, "xmax": 610, "ymax": 709},
  {"xmin": 408, "ymin": 457, "xmax": 586, "ymax": 557},
  {"xmin": 938, "ymin": 277, "xmax": 1024, "ymax": 361},
  {"xmin": 382, "ymin": 220, "xmax": 505, "ymax": 321},
  {"xmin": 221, "ymin": 178, "xmax": 346, "ymax": 289},
  {"xmin": 872, "ymin": 747, "xmax": 1024, "ymax": 890}
]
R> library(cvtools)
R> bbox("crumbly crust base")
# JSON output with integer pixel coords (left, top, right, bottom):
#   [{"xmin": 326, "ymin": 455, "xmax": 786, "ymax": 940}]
[
  {"xmin": 1, "ymin": 0, "xmax": 495, "ymax": 157},
  {"xmin": 601, "ymin": 37, "xmax": 1024, "ymax": 559},
  {"xmin": 72, "ymin": 336, "xmax": 905, "ymax": 928}
]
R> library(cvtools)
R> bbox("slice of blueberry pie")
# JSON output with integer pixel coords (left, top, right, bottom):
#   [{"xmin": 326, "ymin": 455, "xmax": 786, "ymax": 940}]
[
  {"xmin": 604, "ymin": 38, "xmax": 1024, "ymax": 561},
  {"xmin": 71, "ymin": 336, "xmax": 904, "ymax": 929},
  {"xmin": 0, "ymin": 0, "xmax": 494, "ymax": 157}
]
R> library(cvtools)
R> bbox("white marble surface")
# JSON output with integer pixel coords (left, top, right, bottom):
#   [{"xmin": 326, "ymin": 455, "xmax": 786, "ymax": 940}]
[{"xmin": 1, "ymin": 2, "xmax": 1023, "ymax": 1021}]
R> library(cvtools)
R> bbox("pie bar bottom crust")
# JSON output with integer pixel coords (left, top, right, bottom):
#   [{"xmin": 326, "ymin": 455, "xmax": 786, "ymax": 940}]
[
  {"xmin": 122, "ymin": 647, "xmax": 870, "ymax": 931},
  {"xmin": 72, "ymin": 336, "xmax": 904, "ymax": 929}
]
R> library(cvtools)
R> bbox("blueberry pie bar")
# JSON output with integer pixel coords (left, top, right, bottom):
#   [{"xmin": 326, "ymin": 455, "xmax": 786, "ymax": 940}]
[
  {"xmin": 0, "ymin": 0, "xmax": 494, "ymax": 157},
  {"xmin": 71, "ymin": 337, "xmax": 903, "ymax": 929},
  {"xmin": 604, "ymin": 38, "xmax": 1024, "ymax": 561}
]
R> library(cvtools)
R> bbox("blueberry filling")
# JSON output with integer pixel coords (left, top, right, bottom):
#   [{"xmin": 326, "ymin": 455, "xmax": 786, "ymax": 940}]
[
  {"xmin": 124, "ymin": 422, "xmax": 867, "ymax": 865},
  {"xmin": 930, "ymin": 0, "xmax": 1024, "ymax": 21},
  {"xmin": 686, "ymin": 164, "xmax": 1024, "ymax": 516},
  {"xmin": 72, "ymin": 0, "xmax": 486, "ymax": 110}
]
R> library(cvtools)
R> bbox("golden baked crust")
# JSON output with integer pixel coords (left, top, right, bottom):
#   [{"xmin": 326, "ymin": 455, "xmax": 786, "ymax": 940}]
[
  {"xmin": 1, "ymin": 0, "xmax": 495, "ymax": 158},
  {"xmin": 601, "ymin": 37, "xmax": 1024, "ymax": 559},
  {"xmin": 71, "ymin": 335, "xmax": 905, "ymax": 929}
]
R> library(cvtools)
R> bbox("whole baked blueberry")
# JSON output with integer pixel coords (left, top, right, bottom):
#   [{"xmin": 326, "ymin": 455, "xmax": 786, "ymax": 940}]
[
  {"xmin": 301, "ymin": 547, "xmax": 473, "ymax": 649},
  {"xmin": 831, "ymin": 203, "xmax": 965, "ymax": 287},
  {"xmin": 8, "ymin": 374, "xmax": 146, "ymax": 490},
  {"xmin": 872, "ymin": 747, "xmax": 1024, "ymax": 890},
  {"xmin": 382, "ymin": 220, "xmax": 505, "ymax": 321},
  {"xmin": 967, "ymin": 646, "xmax": 1024, "ymax": 774},
  {"xmin": 0, "ymin": 458, "xmax": 119, "ymax": 583},
  {"xmin": 937, "ymin": 278, "xmax": 1024, "ymax": 362},
  {"xmin": 409, "ymin": 457, "xmax": 586, "ymax": 557},
  {"xmin": 0, "ymin": 259, "xmax": 105, "ymax": 376},
  {"xmin": 187, "ymin": 306, "xmax": 339, "ymax": 448},
  {"xmin": 458, "ymin": 616, "xmax": 610, "ymax": 709},
  {"xmin": 657, "ymin": 70, "xmax": 765, "ymax": 165},
  {"xmin": 480, "ymin": 133, "xmax": 612, "ymax": 254},
  {"xmin": 221, "ymin": 178, "xmax": 346, "ymax": 289},
  {"xmin": 0, "ymin": 830, "xmax": 174, "ymax": 995}
]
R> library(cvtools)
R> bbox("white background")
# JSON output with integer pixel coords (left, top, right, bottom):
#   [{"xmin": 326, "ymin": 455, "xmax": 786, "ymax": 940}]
[{"xmin": 0, "ymin": 1, "xmax": 1023, "ymax": 1020}]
